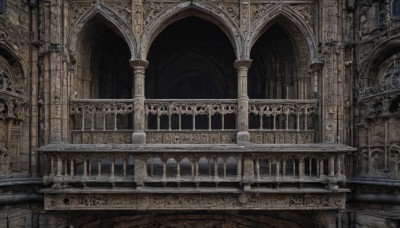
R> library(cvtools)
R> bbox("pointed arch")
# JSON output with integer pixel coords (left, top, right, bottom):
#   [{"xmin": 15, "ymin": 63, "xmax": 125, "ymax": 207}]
[
  {"xmin": 245, "ymin": 4, "xmax": 318, "ymax": 63},
  {"xmin": 0, "ymin": 42, "xmax": 28, "ymax": 82},
  {"xmin": 67, "ymin": 3, "xmax": 137, "ymax": 59},
  {"xmin": 140, "ymin": 2, "xmax": 242, "ymax": 59},
  {"xmin": 358, "ymin": 38, "xmax": 400, "ymax": 86},
  {"xmin": 0, "ymin": 42, "xmax": 28, "ymax": 97}
]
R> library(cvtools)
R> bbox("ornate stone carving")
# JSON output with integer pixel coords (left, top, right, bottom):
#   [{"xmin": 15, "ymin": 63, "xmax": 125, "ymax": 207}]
[
  {"xmin": 147, "ymin": 131, "xmax": 236, "ymax": 144},
  {"xmin": 289, "ymin": 4, "xmax": 314, "ymax": 29},
  {"xmin": 44, "ymin": 193, "xmax": 346, "ymax": 210},
  {"xmin": 250, "ymin": 3, "xmax": 273, "ymax": 25},
  {"xmin": 69, "ymin": 1, "xmax": 94, "ymax": 26},
  {"xmin": 98, "ymin": 0, "xmax": 132, "ymax": 26},
  {"xmin": 143, "ymin": 0, "xmax": 180, "ymax": 28}
]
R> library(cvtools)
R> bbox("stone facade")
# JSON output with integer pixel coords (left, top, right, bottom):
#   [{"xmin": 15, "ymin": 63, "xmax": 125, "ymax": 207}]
[{"xmin": 0, "ymin": 0, "xmax": 400, "ymax": 227}]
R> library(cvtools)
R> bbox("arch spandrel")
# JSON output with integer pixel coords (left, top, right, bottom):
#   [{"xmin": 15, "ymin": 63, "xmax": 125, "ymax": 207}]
[
  {"xmin": 244, "ymin": 4, "xmax": 318, "ymax": 63},
  {"xmin": 140, "ymin": 2, "xmax": 243, "ymax": 60},
  {"xmin": 67, "ymin": 3, "xmax": 137, "ymax": 60}
]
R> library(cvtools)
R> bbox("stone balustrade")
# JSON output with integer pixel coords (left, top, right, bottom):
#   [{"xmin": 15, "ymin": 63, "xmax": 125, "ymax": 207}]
[
  {"xmin": 69, "ymin": 99, "xmax": 134, "ymax": 143},
  {"xmin": 42, "ymin": 145, "xmax": 347, "ymax": 191},
  {"xmin": 69, "ymin": 99, "xmax": 319, "ymax": 144}
]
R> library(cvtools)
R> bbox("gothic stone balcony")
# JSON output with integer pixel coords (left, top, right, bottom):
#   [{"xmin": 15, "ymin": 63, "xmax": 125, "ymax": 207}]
[
  {"xmin": 39, "ymin": 144, "xmax": 353, "ymax": 211},
  {"xmin": 69, "ymin": 99, "xmax": 318, "ymax": 144}
]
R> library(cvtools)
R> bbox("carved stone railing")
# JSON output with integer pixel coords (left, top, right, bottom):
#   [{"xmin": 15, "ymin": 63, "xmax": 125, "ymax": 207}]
[
  {"xmin": 145, "ymin": 99, "xmax": 237, "ymax": 144},
  {"xmin": 69, "ymin": 99, "xmax": 319, "ymax": 144},
  {"xmin": 69, "ymin": 99, "xmax": 134, "ymax": 143},
  {"xmin": 248, "ymin": 99, "xmax": 318, "ymax": 144},
  {"xmin": 40, "ymin": 144, "xmax": 353, "ymax": 210},
  {"xmin": 145, "ymin": 99, "xmax": 237, "ymax": 130},
  {"xmin": 42, "ymin": 145, "xmax": 348, "ymax": 190}
]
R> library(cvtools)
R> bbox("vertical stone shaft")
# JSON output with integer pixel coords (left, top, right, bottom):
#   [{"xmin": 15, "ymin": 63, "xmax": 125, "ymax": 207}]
[
  {"xmin": 234, "ymin": 60, "xmax": 252, "ymax": 144},
  {"xmin": 130, "ymin": 59, "xmax": 149, "ymax": 144}
]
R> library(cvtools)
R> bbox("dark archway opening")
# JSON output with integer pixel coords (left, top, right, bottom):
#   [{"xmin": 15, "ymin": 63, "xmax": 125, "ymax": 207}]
[
  {"xmin": 76, "ymin": 15, "xmax": 132, "ymax": 99},
  {"xmin": 248, "ymin": 24, "xmax": 301, "ymax": 99},
  {"xmin": 146, "ymin": 16, "xmax": 237, "ymax": 99}
]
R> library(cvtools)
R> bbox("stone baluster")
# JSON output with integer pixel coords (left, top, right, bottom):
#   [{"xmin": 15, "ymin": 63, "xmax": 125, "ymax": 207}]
[
  {"xmin": 195, "ymin": 160, "xmax": 199, "ymax": 179},
  {"xmin": 57, "ymin": 156, "xmax": 62, "ymax": 177},
  {"xmin": 319, "ymin": 160, "xmax": 325, "ymax": 178},
  {"xmin": 97, "ymin": 159, "xmax": 101, "ymax": 179},
  {"xmin": 110, "ymin": 159, "xmax": 115, "ymax": 180},
  {"xmin": 236, "ymin": 156, "xmax": 242, "ymax": 179},
  {"xmin": 234, "ymin": 60, "xmax": 252, "ymax": 143},
  {"xmin": 299, "ymin": 157, "xmax": 305, "ymax": 177},
  {"xmin": 214, "ymin": 158, "xmax": 218, "ymax": 180},
  {"xmin": 255, "ymin": 159, "xmax": 260, "ymax": 180},
  {"xmin": 328, "ymin": 156, "xmax": 335, "ymax": 176},
  {"xmin": 177, "ymin": 161, "xmax": 181, "ymax": 179},
  {"xmin": 335, "ymin": 155, "xmax": 341, "ymax": 176},
  {"xmin": 88, "ymin": 160, "xmax": 92, "ymax": 177},
  {"xmin": 162, "ymin": 161, "xmax": 167, "ymax": 180},
  {"xmin": 83, "ymin": 160, "xmax": 88, "ymax": 179},
  {"xmin": 130, "ymin": 59, "xmax": 149, "ymax": 144},
  {"xmin": 123, "ymin": 159, "xmax": 127, "ymax": 177},
  {"xmin": 328, "ymin": 155, "xmax": 338, "ymax": 190},
  {"xmin": 70, "ymin": 159, "xmax": 75, "ymax": 177},
  {"xmin": 282, "ymin": 160, "xmax": 286, "ymax": 177},
  {"xmin": 276, "ymin": 160, "xmax": 281, "ymax": 178},
  {"xmin": 50, "ymin": 156, "xmax": 55, "ymax": 176}
]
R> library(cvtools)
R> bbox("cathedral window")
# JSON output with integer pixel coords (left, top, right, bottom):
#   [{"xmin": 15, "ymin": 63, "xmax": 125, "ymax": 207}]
[{"xmin": 393, "ymin": 0, "xmax": 400, "ymax": 17}]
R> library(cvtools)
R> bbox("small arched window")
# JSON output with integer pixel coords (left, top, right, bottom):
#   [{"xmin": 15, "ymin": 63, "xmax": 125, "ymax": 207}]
[{"xmin": 393, "ymin": 0, "xmax": 400, "ymax": 17}]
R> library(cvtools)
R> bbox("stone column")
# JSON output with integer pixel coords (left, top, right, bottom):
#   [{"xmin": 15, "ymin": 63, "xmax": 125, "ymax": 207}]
[
  {"xmin": 130, "ymin": 59, "xmax": 149, "ymax": 144},
  {"xmin": 234, "ymin": 60, "xmax": 252, "ymax": 144}
]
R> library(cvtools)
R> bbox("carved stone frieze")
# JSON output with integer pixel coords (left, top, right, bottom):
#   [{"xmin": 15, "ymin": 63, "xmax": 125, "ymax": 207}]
[
  {"xmin": 44, "ymin": 193, "xmax": 346, "ymax": 210},
  {"xmin": 146, "ymin": 131, "xmax": 236, "ymax": 144},
  {"xmin": 250, "ymin": 131, "xmax": 315, "ymax": 144},
  {"xmin": 71, "ymin": 131, "xmax": 132, "ymax": 144}
]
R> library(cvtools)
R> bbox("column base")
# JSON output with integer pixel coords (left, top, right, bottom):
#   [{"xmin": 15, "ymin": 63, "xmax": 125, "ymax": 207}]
[
  {"xmin": 132, "ymin": 132, "xmax": 146, "ymax": 144},
  {"xmin": 237, "ymin": 131, "xmax": 250, "ymax": 144}
]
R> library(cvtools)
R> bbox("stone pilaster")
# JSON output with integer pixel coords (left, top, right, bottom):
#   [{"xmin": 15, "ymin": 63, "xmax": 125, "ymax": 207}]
[
  {"xmin": 130, "ymin": 59, "xmax": 149, "ymax": 144},
  {"xmin": 234, "ymin": 60, "xmax": 252, "ymax": 144}
]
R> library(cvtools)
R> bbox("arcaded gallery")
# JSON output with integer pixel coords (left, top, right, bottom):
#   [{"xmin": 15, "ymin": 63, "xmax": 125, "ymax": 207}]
[{"xmin": 0, "ymin": 0, "xmax": 399, "ymax": 227}]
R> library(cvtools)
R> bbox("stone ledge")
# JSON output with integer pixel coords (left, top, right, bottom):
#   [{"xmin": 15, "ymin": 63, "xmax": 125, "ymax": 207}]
[
  {"xmin": 38, "ymin": 143, "xmax": 356, "ymax": 153},
  {"xmin": 43, "ymin": 192, "xmax": 346, "ymax": 211}
]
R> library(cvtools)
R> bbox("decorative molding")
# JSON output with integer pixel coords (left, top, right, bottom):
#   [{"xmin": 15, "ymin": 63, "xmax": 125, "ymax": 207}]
[{"xmin": 44, "ymin": 192, "xmax": 346, "ymax": 210}]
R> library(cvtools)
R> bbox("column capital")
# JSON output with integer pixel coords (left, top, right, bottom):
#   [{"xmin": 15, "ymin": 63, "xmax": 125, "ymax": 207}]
[
  {"xmin": 310, "ymin": 62, "xmax": 324, "ymax": 71},
  {"xmin": 129, "ymin": 59, "xmax": 149, "ymax": 69},
  {"xmin": 234, "ymin": 59, "xmax": 252, "ymax": 69}
]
